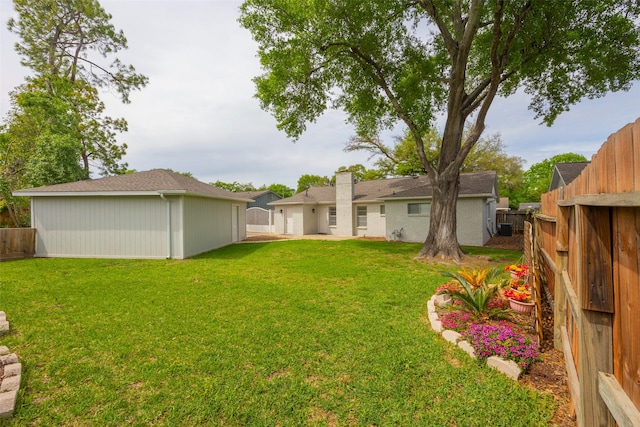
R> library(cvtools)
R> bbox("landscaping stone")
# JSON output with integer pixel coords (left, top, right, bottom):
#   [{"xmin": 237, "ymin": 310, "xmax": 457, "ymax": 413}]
[
  {"xmin": 487, "ymin": 356, "xmax": 522, "ymax": 380},
  {"xmin": 442, "ymin": 330, "xmax": 461, "ymax": 344},
  {"xmin": 457, "ymin": 340, "xmax": 476, "ymax": 359},
  {"xmin": 428, "ymin": 311, "xmax": 439, "ymax": 322},
  {"xmin": 430, "ymin": 318, "xmax": 443, "ymax": 333},
  {"xmin": 3, "ymin": 363, "xmax": 21, "ymax": 379},
  {"xmin": 0, "ymin": 354, "xmax": 19, "ymax": 365},
  {"xmin": 0, "ymin": 375, "xmax": 20, "ymax": 393},
  {"xmin": 0, "ymin": 389, "xmax": 18, "ymax": 419},
  {"xmin": 0, "ymin": 348, "xmax": 21, "ymax": 419},
  {"xmin": 427, "ymin": 297, "xmax": 436, "ymax": 314}
]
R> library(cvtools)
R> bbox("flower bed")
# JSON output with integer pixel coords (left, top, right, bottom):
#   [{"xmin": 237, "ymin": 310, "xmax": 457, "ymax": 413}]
[{"xmin": 433, "ymin": 264, "xmax": 540, "ymax": 374}]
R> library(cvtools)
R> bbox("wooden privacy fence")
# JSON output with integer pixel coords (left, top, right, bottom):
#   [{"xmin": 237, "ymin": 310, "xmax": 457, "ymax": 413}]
[
  {"xmin": 0, "ymin": 228, "xmax": 36, "ymax": 261},
  {"xmin": 538, "ymin": 118, "xmax": 640, "ymax": 427},
  {"xmin": 496, "ymin": 210, "xmax": 529, "ymax": 234}
]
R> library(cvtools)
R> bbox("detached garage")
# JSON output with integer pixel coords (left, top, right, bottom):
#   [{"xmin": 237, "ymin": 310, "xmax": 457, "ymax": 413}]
[{"xmin": 13, "ymin": 169, "xmax": 251, "ymax": 259}]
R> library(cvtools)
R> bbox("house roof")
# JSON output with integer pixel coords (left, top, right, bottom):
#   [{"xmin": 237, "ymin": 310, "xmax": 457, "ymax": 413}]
[
  {"xmin": 549, "ymin": 162, "xmax": 590, "ymax": 191},
  {"xmin": 379, "ymin": 171, "xmax": 498, "ymax": 200},
  {"xmin": 234, "ymin": 190, "xmax": 282, "ymax": 200},
  {"xmin": 270, "ymin": 171, "xmax": 498, "ymax": 205},
  {"xmin": 13, "ymin": 169, "xmax": 253, "ymax": 202}
]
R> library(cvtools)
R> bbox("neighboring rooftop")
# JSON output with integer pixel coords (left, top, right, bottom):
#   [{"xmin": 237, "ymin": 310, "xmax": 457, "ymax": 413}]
[
  {"xmin": 549, "ymin": 162, "xmax": 590, "ymax": 191},
  {"xmin": 13, "ymin": 169, "xmax": 252, "ymax": 201}
]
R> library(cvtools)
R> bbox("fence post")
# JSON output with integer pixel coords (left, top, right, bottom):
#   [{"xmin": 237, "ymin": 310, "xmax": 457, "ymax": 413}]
[{"xmin": 554, "ymin": 205, "xmax": 569, "ymax": 350}]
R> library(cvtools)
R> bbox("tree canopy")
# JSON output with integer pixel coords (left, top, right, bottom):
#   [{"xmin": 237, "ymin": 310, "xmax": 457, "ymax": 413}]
[
  {"xmin": 515, "ymin": 153, "xmax": 588, "ymax": 205},
  {"xmin": 346, "ymin": 129, "xmax": 524, "ymax": 203},
  {"xmin": 240, "ymin": 0, "xmax": 640, "ymax": 259},
  {"xmin": 1, "ymin": 0, "xmax": 147, "ymax": 226}
]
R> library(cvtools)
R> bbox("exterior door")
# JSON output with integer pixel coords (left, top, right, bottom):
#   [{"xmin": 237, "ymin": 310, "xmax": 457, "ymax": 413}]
[{"xmin": 286, "ymin": 209, "xmax": 294, "ymax": 234}]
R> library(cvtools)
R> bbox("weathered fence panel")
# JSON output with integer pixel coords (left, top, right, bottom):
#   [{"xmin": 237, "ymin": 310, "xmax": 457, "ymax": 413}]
[
  {"xmin": 0, "ymin": 228, "xmax": 36, "ymax": 261},
  {"xmin": 537, "ymin": 117, "xmax": 640, "ymax": 426},
  {"xmin": 496, "ymin": 211, "xmax": 527, "ymax": 233}
]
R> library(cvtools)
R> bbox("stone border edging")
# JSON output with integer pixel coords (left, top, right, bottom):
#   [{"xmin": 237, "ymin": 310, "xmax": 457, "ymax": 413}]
[
  {"xmin": 427, "ymin": 295, "xmax": 523, "ymax": 381},
  {"xmin": 0, "ymin": 311, "xmax": 8, "ymax": 333},
  {"xmin": 0, "ymin": 311, "xmax": 21, "ymax": 419}
]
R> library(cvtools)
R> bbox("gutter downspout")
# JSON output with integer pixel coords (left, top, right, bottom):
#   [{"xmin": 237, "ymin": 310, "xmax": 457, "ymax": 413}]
[{"xmin": 159, "ymin": 192, "xmax": 171, "ymax": 259}]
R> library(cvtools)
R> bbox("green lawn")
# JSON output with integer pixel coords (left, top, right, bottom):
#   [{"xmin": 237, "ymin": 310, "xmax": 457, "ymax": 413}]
[{"xmin": 0, "ymin": 240, "xmax": 553, "ymax": 426}]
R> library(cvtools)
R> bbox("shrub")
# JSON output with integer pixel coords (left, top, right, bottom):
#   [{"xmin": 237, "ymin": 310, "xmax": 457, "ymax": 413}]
[
  {"xmin": 444, "ymin": 270, "xmax": 510, "ymax": 319},
  {"xmin": 462, "ymin": 323, "xmax": 540, "ymax": 371}
]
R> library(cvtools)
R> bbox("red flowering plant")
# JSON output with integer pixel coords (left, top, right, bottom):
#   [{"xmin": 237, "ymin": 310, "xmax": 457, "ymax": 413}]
[
  {"xmin": 504, "ymin": 263, "xmax": 529, "ymax": 279},
  {"xmin": 503, "ymin": 283, "xmax": 531, "ymax": 303},
  {"xmin": 435, "ymin": 281, "xmax": 461, "ymax": 295}
]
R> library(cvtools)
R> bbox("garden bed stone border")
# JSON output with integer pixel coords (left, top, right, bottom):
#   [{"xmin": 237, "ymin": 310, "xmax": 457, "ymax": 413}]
[
  {"xmin": 427, "ymin": 295, "xmax": 523, "ymax": 381},
  {"xmin": 0, "ymin": 311, "xmax": 21, "ymax": 419}
]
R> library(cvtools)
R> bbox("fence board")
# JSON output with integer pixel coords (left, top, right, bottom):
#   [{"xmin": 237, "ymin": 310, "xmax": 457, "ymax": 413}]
[
  {"xmin": 0, "ymin": 228, "xmax": 36, "ymax": 261},
  {"xmin": 634, "ymin": 121, "xmax": 640, "ymax": 191},
  {"xmin": 615, "ymin": 127, "xmax": 634, "ymax": 193},
  {"xmin": 580, "ymin": 207, "xmax": 614, "ymax": 313},
  {"xmin": 612, "ymin": 208, "xmax": 640, "ymax": 408}
]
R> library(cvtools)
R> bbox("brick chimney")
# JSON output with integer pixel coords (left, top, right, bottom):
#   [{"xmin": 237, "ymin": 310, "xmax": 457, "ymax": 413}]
[{"xmin": 335, "ymin": 172, "xmax": 354, "ymax": 236}]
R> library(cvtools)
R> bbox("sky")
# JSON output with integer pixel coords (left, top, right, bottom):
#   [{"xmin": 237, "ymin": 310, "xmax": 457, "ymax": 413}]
[{"xmin": 1, "ymin": 0, "xmax": 639, "ymax": 189}]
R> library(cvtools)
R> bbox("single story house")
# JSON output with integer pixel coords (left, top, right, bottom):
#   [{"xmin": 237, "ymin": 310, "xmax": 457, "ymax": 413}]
[
  {"xmin": 549, "ymin": 162, "xmax": 590, "ymax": 191},
  {"xmin": 269, "ymin": 171, "xmax": 499, "ymax": 247},
  {"xmin": 13, "ymin": 169, "xmax": 252, "ymax": 259}
]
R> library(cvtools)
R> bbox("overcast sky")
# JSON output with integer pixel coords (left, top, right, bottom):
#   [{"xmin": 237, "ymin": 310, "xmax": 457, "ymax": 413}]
[{"xmin": 1, "ymin": 0, "xmax": 639, "ymax": 189}]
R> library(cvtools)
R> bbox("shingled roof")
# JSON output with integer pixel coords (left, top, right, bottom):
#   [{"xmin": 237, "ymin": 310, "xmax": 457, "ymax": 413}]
[
  {"xmin": 549, "ymin": 162, "xmax": 590, "ymax": 191},
  {"xmin": 270, "ymin": 171, "xmax": 497, "ymax": 205},
  {"xmin": 13, "ymin": 169, "xmax": 253, "ymax": 202}
]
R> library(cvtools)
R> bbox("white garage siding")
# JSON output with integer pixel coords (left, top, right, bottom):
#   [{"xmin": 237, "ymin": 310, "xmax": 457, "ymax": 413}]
[
  {"xmin": 182, "ymin": 197, "xmax": 246, "ymax": 258},
  {"xmin": 32, "ymin": 196, "xmax": 169, "ymax": 259}
]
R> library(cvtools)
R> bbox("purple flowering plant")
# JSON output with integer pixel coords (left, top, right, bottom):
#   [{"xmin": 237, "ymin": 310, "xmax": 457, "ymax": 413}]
[
  {"xmin": 440, "ymin": 311, "xmax": 474, "ymax": 332},
  {"xmin": 462, "ymin": 323, "xmax": 540, "ymax": 371}
]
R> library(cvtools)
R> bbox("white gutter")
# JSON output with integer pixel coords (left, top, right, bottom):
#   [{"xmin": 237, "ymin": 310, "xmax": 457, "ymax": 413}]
[{"xmin": 159, "ymin": 192, "xmax": 171, "ymax": 259}]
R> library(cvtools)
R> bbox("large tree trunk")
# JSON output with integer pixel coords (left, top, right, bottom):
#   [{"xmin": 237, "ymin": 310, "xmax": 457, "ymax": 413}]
[{"xmin": 417, "ymin": 169, "xmax": 464, "ymax": 261}]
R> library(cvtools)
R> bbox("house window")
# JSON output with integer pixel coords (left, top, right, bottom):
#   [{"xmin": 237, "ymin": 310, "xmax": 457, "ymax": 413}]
[
  {"xmin": 408, "ymin": 203, "xmax": 430, "ymax": 215},
  {"xmin": 380, "ymin": 204, "xmax": 385, "ymax": 215},
  {"xmin": 329, "ymin": 206, "xmax": 337, "ymax": 226},
  {"xmin": 357, "ymin": 206, "xmax": 367, "ymax": 227}
]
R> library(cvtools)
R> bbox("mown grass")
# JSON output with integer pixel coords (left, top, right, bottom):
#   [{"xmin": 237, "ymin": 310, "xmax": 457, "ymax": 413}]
[{"xmin": 0, "ymin": 240, "xmax": 553, "ymax": 426}]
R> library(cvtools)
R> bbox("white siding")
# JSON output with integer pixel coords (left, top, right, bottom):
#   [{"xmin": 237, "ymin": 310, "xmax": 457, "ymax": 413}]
[
  {"xmin": 385, "ymin": 200, "xmax": 430, "ymax": 242},
  {"xmin": 384, "ymin": 197, "xmax": 490, "ymax": 246},
  {"xmin": 317, "ymin": 205, "xmax": 330, "ymax": 234},
  {"xmin": 182, "ymin": 197, "xmax": 247, "ymax": 258},
  {"xmin": 32, "ymin": 196, "xmax": 168, "ymax": 259},
  {"xmin": 354, "ymin": 203, "xmax": 386, "ymax": 238},
  {"xmin": 455, "ymin": 198, "xmax": 485, "ymax": 246}
]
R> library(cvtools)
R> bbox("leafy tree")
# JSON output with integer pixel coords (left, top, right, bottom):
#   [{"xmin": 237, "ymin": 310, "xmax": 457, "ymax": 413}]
[
  {"xmin": 296, "ymin": 174, "xmax": 331, "ymax": 193},
  {"xmin": 1, "ymin": 0, "xmax": 147, "ymax": 224},
  {"xmin": 347, "ymin": 129, "xmax": 524, "ymax": 206},
  {"xmin": 259, "ymin": 183, "xmax": 294, "ymax": 198},
  {"xmin": 240, "ymin": 1, "xmax": 640, "ymax": 260},
  {"xmin": 163, "ymin": 169, "xmax": 194, "ymax": 178},
  {"xmin": 211, "ymin": 180, "xmax": 257, "ymax": 192},
  {"xmin": 8, "ymin": 0, "xmax": 148, "ymax": 103},
  {"xmin": 335, "ymin": 164, "xmax": 386, "ymax": 182},
  {"xmin": 514, "ymin": 153, "xmax": 588, "ymax": 205}
]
